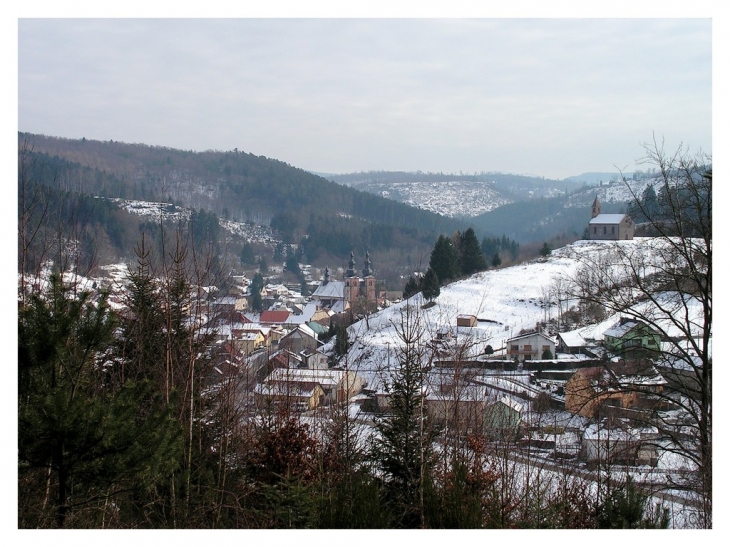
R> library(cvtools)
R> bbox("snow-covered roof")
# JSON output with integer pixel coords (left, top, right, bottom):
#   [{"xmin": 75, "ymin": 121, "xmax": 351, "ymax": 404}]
[
  {"xmin": 583, "ymin": 422, "xmax": 658, "ymax": 441},
  {"xmin": 589, "ymin": 213, "xmax": 629, "ymax": 225},
  {"xmin": 283, "ymin": 323, "xmax": 317, "ymax": 340},
  {"xmin": 558, "ymin": 331, "xmax": 587, "ymax": 347},
  {"xmin": 507, "ymin": 331, "xmax": 555, "ymax": 344},
  {"xmin": 254, "ymin": 382, "xmax": 321, "ymax": 398},
  {"xmin": 603, "ymin": 320, "xmax": 638, "ymax": 338},
  {"xmin": 264, "ymin": 367, "xmax": 351, "ymax": 387},
  {"xmin": 499, "ymin": 395, "xmax": 524, "ymax": 413},
  {"xmin": 312, "ymin": 280, "xmax": 345, "ymax": 299},
  {"xmin": 287, "ymin": 301, "xmax": 319, "ymax": 325}
]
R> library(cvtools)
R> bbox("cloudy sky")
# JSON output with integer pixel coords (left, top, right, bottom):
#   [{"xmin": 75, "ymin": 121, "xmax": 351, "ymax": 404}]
[{"xmin": 18, "ymin": 16, "xmax": 712, "ymax": 179}]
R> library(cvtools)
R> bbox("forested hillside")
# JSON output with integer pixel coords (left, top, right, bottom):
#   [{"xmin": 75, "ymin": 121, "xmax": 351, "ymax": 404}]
[{"xmin": 20, "ymin": 133, "xmax": 456, "ymax": 241}]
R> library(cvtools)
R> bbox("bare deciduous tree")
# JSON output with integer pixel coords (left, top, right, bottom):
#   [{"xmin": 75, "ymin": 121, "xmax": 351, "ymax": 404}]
[{"xmin": 569, "ymin": 139, "xmax": 711, "ymax": 526}]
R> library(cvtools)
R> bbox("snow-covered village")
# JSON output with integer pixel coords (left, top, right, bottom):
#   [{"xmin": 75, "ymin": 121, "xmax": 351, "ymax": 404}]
[
  {"xmin": 19, "ymin": 189, "xmax": 711, "ymax": 528},
  {"xmin": 17, "ymin": 17, "xmax": 713, "ymax": 532}
]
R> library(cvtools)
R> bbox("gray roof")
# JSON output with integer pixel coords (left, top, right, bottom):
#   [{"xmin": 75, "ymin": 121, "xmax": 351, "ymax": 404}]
[
  {"xmin": 603, "ymin": 320, "xmax": 639, "ymax": 338},
  {"xmin": 559, "ymin": 331, "xmax": 587, "ymax": 347},
  {"xmin": 589, "ymin": 213, "xmax": 630, "ymax": 225},
  {"xmin": 311, "ymin": 280, "xmax": 345, "ymax": 299}
]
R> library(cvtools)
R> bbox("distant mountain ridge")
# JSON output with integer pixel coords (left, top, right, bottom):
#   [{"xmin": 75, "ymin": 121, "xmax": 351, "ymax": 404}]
[
  {"xmin": 327, "ymin": 170, "xmax": 588, "ymax": 219},
  {"xmin": 19, "ymin": 133, "xmax": 650, "ymax": 253},
  {"xmin": 563, "ymin": 172, "xmax": 635, "ymax": 185}
]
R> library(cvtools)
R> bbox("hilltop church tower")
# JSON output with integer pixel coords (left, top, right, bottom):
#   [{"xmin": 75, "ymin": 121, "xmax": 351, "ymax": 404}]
[
  {"xmin": 591, "ymin": 195, "xmax": 602, "ymax": 218},
  {"xmin": 588, "ymin": 195, "xmax": 635, "ymax": 240}
]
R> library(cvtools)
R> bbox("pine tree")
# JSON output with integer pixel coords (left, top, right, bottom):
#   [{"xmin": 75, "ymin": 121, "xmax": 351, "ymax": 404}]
[
  {"xmin": 373, "ymin": 305, "xmax": 436, "ymax": 527},
  {"xmin": 403, "ymin": 275, "xmax": 421, "ymax": 299},
  {"xmin": 18, "ymin": 274, "xmax": 180, "ymax": 528},
  {"xmin": 429, "ymin": 235, "xmax": 459, "ymax": 286},
  {"xmin": 249, "ymin": 272, "xmax": 265, "ymax": 312},
  {"xmin": 459, "ymin": 228, "xmax": 487, "ymax": 276},
  {"xmin": 335, "ymin": 324, "xmax": 350, "ymax": 357},
  {"xmin": 421, "ymin": 268, "xmax": 440, "ymax": 302}
]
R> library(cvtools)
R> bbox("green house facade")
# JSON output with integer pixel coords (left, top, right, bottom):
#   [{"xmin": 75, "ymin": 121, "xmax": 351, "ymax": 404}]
[{"xmin": 603, "ymin": 319, "xmax": 661, "ymax": 357}]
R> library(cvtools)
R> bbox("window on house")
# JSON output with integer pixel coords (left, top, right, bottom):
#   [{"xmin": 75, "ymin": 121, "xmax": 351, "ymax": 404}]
[
  {"xmin": 523, "ymin": 344, "xmax": 532, "ymax": 351},
  {"xmin": 594, "ymin": 226, "xmax": 597, "ymax": 234},
  {"xmin": 603, "ymin": 226, "xmax": 607, "ymax": 235},
  {"xmin": 542, "ymin": 345, "xmax": 550, "ymax": 351},
  {"xmin": 511, "ymin": 345, "xmax": 519, "ymax": 352},
  {"xmin": 612, "ymin": 226, "xmax": 615, "ymax": 234}
]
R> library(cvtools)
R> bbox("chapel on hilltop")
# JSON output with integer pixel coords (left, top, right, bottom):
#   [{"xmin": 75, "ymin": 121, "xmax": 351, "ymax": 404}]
[{"xmin": 588, "ymin": 196, "xmax": 634, "ymax": 240}]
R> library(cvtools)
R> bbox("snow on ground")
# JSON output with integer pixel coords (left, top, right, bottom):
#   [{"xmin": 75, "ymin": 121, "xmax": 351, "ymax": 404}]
[
  {"xmin": 105, "ymin": 198, "xmax": 280, "ymax": 246},
  {"xmin": 108, "ymin": 198, "xmax": 190, "ymax": 222},
  {"xmin": 334, "ymin": 238, "xmax": 706, "ymax": 394}
]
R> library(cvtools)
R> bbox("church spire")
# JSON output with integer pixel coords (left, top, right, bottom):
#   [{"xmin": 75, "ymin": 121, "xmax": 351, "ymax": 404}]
[
  {"xmin": 345, "ymin": 251, "xmax": 356, "ymax": 278},
  {"xmin": 591, "ymin": 195, "xmax": 602, "ymax": 218},
  {"xmin": 362, "ymin": 250, "xmax": 373, "ymax": 277}
]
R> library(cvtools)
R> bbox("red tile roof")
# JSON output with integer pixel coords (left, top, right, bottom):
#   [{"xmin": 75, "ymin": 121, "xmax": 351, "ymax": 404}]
[{"xmin": 259, "ymin": 310, "xmax": 291, "ymax": 324}]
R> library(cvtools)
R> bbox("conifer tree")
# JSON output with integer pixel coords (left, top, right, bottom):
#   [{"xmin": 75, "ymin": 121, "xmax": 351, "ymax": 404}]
[
  {"xmin": 18, "ymin": 274, "xmax": 180, "ymax": 528},
  {"xmin": 458, "ymin": 228, "xmax": 487, "ymax": 276},
  {"xmin": 403, "ymin": 275, "xmax": 421, "ymax": 299},
  {"xmin": 429, "ymin": 235, "xmax": 459, "ymax": 286},
  {"xmin": 373, "ymin": 305, "xmax": 436, "ymax": 527},
  {"xmin": 421, "ymin": 268, "xmax": 440, "ymax": 302}
]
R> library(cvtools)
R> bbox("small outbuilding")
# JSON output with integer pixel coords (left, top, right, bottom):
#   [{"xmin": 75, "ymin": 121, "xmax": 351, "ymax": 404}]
[{"xmin": 457, "ymin": 314, "xmax": 478, "ymax": 328}]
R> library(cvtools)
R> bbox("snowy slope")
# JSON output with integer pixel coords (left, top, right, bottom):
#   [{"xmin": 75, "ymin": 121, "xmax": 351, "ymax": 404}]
[{"xmin": 332, "ymin": 238, "xmax": 705, "ymax": 392}]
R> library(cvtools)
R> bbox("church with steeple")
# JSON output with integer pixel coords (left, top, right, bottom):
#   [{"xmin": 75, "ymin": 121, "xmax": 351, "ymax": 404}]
[
  {"xmin": 588, "ymin": 196, "xmax": 635, "ymax": 240},
  {"xmin": 309, "ymin": 251, "xmax": 378, "ymax": 314},
  {"xmin": 344, "ymin": 251, "xmax": 377, "ymax": 304}
]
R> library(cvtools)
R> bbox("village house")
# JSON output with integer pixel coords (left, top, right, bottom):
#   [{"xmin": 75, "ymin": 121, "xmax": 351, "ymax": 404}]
[
  {"xmin": 603, "ymin": 318, "xmax": 662, "ymax": 358},
  {"xmin": 507, "ymin": 331, "xmax": 556, "ymax": 362},
  {"xmin": 259, "ymin": 309, "xmax": 291, "ymax": 326},
  {"xmin": 279, "ymin": 323, "xmax": 321, "ymax": 354},
  {"xmin": 483, "ymin": 396, "xmax": 524, "ymax": 439},
  {"xmin": 557, "ymin": 331, "xmax": 590, "ymax": 355},
  {"xmin": 424, "ymin": 372, "xmax": 487, "ymax": 431},
  {"xmin": 299, "ymin": 348, "xmax": 329, "ymax": 370},
  {"xmin": 588, "ymin": 196, "xmax": 634, "ymax": 240},
  {"xmin": 581, "ymin": 421, "xmax": 660, "ymax": 466},
  {"xmin": 253, "ymin": 380, "xmax": 325, "ymax": 411},
  {"xmin": 257, "ymin": 367, "xmax": 366, "ymax": 408},
  {"xmin": 231, "ymin": 329, "xmax": 266, "ymax": 354},
  {"xmin": 564, "ymin": 360, "xmax": 667, "ymax": 418}
]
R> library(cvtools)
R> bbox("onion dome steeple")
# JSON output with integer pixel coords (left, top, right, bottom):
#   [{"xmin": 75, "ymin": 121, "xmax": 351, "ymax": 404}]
[
  {"xmin": 362, "ymin": 250, "xmax": 373, "ymax": 277},
  {"xmin": 345, "ymin": 251, "xmax": 356, "ymax": 278}
]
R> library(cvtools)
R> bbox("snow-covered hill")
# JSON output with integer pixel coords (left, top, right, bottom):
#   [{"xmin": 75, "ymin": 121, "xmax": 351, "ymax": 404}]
[
  {"xmin": 107, "ymin": 198, "xmax": 279, "ymax": 245},
  {"xmin": 331, "ymin": 237, "xmax": 703, "ymax": 393},
  {"xmin": 330, "ymin": 173, "xmax": 661, "ymax": 219}
]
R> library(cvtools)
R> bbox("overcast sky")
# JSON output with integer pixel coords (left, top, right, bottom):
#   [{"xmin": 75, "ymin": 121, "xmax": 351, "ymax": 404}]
[{"xmin": 18, "ymin": 17, "xmax": 712, "ymax": 179}]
